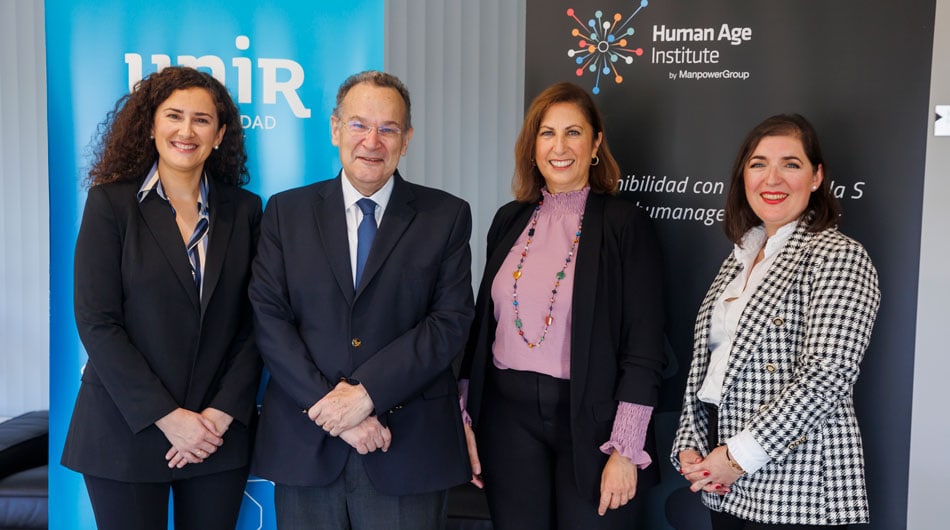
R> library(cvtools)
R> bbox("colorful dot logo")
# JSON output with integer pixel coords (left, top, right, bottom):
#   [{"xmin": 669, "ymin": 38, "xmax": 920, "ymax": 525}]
[{"xmin": 567, "ymin": 1, "xmax": 649, "ymax": 94}]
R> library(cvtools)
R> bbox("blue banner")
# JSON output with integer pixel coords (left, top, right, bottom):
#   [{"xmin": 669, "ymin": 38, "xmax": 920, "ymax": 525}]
[{"xmin": 45, "ymin": 1, "xmax": 383, "ymax": 527}]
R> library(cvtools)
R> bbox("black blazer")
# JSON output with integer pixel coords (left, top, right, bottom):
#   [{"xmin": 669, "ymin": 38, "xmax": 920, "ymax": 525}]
[
  {"xmin": 461, "ymin": 191, "xmax": 667, "ymax": 501},
  {"xmin": 61, "ymin": 177, "xmax": 262, "ymax": 482},
  {"xmin": 249, "ymin": 173, "xmax": 475, "ymax": 495}
]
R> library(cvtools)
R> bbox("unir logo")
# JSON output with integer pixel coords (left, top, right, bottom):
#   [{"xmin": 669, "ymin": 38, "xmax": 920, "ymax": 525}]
[{"xmin": 124, "ymin": 35, "xmax": 311, "ymax": 121}]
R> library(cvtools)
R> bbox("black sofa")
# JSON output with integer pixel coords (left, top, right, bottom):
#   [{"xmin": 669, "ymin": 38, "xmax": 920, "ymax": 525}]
[{"xmin": 0, "ymin": 410, "xmax": 48, "ymax": 530}]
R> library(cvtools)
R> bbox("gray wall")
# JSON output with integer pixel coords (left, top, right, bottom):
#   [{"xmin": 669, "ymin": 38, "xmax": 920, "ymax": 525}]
[
  {"xmin": 385, "ymin": 0, "xmax": 525, "ymax": 280},
  {"xmin": 1, "ymin": 0, "xmax": 948, "ymax": 525},
  {"xmin": 0, "ymin": 0, "xmax": 49, "ymax": 417},
  {"xmin": 908, "ymin": 0, "xmax": 950, "ymax": 526}
]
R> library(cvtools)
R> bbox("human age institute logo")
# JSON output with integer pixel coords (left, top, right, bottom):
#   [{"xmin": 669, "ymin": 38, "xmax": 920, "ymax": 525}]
[{"xmin": 566, "ymin": 0, "xmax": 649, "ymax": 94}]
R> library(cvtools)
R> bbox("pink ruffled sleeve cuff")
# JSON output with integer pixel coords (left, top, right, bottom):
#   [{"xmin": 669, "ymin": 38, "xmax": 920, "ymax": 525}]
[
  {"xmin": 458, "ymin": 379, "xmax": 472, "ymax": 426},
  {"xmin": 598, "ymin": 402, "xmax": 653, "ymax": 469}
]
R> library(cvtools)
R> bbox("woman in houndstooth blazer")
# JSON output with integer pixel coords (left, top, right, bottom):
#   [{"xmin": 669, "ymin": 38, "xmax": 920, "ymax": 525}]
[{"xmin": 671, "ymin": 114, "xmax": 880, "ymax": 529}]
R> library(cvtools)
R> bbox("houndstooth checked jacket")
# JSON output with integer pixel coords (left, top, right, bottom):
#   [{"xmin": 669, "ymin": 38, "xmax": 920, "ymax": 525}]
[{"xmin": 671, "ymin": 221, "xmax": 880, "ymax": 525}]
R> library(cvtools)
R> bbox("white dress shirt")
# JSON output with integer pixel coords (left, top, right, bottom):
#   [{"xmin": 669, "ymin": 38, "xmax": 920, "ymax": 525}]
[{"xmin": 698, "ymin": 221, "xmax": 797, "ymax": 474}]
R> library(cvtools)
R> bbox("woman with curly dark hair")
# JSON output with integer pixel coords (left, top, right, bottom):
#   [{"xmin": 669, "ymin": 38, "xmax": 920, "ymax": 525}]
[{"xmin": 61, "ymin": 66, "xmax": 262, "ymax": 529}]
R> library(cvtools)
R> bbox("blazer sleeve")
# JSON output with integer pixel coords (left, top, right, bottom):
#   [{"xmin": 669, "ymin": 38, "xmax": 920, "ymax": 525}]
[
  {"xmin": 613, "ymin": 207, "xmax": 667, "ymax": 406},
  {"xmin": 205, "ymin": 193, "xmax": 263, "ymax": 426},
  {"xmin": 671, "ymin": 255, "xmax": 737, "ymax": 465},
  {"xmin": 73, "ymin": 186, "xmax": 179, "ymax": 433},
  {"xmin": 249, "ymin": 194, "xmax": 334, "ymax": 410},
  {"xmin": 746, "ymin": 239, "xmax": 880, "ymax": 460},
  {"xmin": 351, "ymin": 200, "xmax": 475, "ymax": 413}
]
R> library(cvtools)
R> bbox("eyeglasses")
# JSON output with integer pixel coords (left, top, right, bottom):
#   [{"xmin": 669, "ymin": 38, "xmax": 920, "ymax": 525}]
[{"xmin": 342, "ymin": 119, "xmax": 403, "ymax": 138}]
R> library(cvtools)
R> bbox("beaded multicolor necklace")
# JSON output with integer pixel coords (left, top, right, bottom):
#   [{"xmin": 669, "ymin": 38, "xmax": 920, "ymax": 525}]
[{"xmin": 512, "ymin": 197, "xmax": 584, "ymax": 349}]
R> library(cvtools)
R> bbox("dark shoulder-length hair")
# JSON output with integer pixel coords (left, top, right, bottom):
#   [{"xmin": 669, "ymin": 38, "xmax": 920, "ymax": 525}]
[
  {"xmin": 512, "ymin": 82, "xmax": 620, "ymax": 202},
  {"xmin": 723, "ymin": 113, "xmax": 840, "ymax": 244},
  {"xmin": 86, "ymin": 66, "xmax": 248, "ymax": 187}
]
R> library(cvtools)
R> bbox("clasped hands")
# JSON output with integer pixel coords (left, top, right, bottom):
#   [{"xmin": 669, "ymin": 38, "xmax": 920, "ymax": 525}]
[
  {"xmin": 156, "ymin": 407, "xmax": 233, "ymax": 469},
  {"xmin": 678, "ymin": 446, "xmax": 742, "ymax": 496},
  {"xmin": 308, "ymin": 381, "xmax": 391, "ymax": 455}
]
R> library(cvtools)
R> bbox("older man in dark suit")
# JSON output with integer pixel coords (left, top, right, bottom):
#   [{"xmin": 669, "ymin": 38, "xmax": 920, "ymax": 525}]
[{"xmin": 249, "ymin": 71, "xmax": 474, "ymax": 529}]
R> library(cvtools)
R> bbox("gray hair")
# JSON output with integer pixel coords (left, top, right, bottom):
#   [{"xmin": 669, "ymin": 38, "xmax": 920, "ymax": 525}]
[{"xmin": 333, "ymin": 70, "xmax": 412, "ymax": 129}]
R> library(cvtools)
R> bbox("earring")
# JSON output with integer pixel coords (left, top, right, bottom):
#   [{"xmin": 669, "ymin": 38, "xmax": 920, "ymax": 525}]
[
  {"xmin": 591, "ymin": 155, "xmax": 600, "ymax": 166},
  {"xmin": 530, "ymin": 158, "xmax": 536, "ymax": 166},
  {"xmin": 811, "ymin": 185, "xmax": 817, "ymax": 191},
  {"xmin": 149, "ymin": 134, "xmax": 154, "ymax": 139},
  {"xmin": 214, "ymin": 145, "xmax": 219, "ymax": 150}
]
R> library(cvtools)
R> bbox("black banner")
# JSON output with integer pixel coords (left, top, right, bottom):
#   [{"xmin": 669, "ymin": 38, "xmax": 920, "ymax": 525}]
[{"xmin": 526, "ymin": 1, "xmax": 934, "ymax": 527}]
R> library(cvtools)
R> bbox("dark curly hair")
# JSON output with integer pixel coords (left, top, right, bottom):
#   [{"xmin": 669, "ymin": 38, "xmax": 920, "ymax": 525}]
[
  {"xmin": 512, "ymin": 82, "xmax": 620, "ymax": 202},
  {"xmin": 723, "ymin": 113, "xmax": 840, "ymax": 244},
  {"xmin": 86, "ymin": 66, "xmax": 248, "ymax": 187}
]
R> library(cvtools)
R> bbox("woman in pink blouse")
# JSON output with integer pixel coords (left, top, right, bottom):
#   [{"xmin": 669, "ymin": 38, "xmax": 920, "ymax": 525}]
[{"xmin": 458, "ymin": 82, "xmax": 667, "ymax": 529}]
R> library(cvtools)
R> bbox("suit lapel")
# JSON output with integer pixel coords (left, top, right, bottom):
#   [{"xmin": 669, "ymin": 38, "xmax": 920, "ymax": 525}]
[
  {"xmin": 723, "ymin": 223, "xmax": 812, "ymax": 393},
  {"xmin": 483, "ymin": 203, "xmax": 535, "ymax": 288},
  {"xmin": 568, "ymin": 192, "xmax": 603, "ymax": 414},
  {"xmin": 313, "ymin": 176, "xmax": 356, "ymax": 306},
  {"xmin": 138, "ymin": 194, "xmax": 200, "ymax": 310},
  {"xmin": 354, "ymin": 174, "xmax": 415, "ymax": 299},
  {"xmin": 200, "ymin": 181, "xmax": 233, "ymax": 318}
]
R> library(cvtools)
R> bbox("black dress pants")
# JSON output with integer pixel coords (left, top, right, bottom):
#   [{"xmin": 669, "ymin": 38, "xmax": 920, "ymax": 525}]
[
  {"xmin": 83, "ymin": 466, "xmax": 248, "ymax": 530},
  {"xmin": 477, "ymin": 366, "xmax": 640, "ymax": 530}
]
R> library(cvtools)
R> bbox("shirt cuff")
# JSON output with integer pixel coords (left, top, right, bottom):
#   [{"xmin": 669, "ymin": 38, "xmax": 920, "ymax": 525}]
[
  {"xmin": 598, "ymin": 402, "xmax": 653, "ymax": 469},
  {"xmin": 726, "ymin": 430, "xmax": 771, "ymax": 475}
]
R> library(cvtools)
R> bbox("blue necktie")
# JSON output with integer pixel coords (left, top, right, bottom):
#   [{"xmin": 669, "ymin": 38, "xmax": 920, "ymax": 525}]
[{"xmin": 355, "ymin": 198, "xmax": 377, "ymax": 287}]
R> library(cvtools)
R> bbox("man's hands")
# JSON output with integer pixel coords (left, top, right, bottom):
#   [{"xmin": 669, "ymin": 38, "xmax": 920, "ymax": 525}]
[
  {"xmin": 308, "ymin": 380, "xmax": 375, "ymax": 435},
  {"xmin": 309, "ymin": 381, "xmax": 390, "ymax": 454},
  {"xmin": 339, "ymin": 416, "xmax": 392, "ymax": 454}
]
